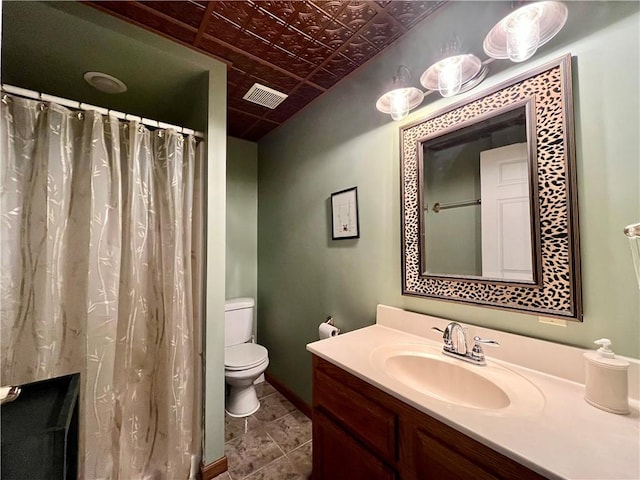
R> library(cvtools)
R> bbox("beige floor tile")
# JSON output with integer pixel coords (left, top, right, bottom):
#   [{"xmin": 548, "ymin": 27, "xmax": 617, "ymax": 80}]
[
  {"xmin": 225, "ymin": 428, "xmax": 283, "ymax": 479},
  {"xmin": 212, "ymin": 472, "xmax": 231, "ymax": 480},
  {"xmin": 264, "ymin": 410, "xmax": 312, "ymax": 454},
  {"xmin": 253, "ymin": 391, "xmax": 297, "ymax": 423},
  {"xmin": 243, "ymin": 456, "xmax": 303, "ymax": 480},
  {"xmin": 224, "ymin": 413, "xmax": 262, "ymax": 442},
  {"xmin": 287, "ymin": 441, "xmax": 312, "ymax": 478},
  {"xmin": 255, "ymin": 381, "xmax": 277, "ymax": 399}
]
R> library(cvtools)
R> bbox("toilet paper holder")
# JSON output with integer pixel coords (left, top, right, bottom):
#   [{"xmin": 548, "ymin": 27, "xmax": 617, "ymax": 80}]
[{"xmin": 325, "ymin": 316, "xmax": 341, "ymax": 334}]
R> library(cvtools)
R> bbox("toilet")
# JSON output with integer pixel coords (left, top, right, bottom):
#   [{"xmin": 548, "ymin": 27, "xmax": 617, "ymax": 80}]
[{"xmin": 224, "ymin": 297, "xmax": 269, "ymax": 417}]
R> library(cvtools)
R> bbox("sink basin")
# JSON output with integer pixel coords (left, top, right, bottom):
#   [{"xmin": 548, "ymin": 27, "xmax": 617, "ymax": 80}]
[
  {"xmin": 385, "ymin": 354, "xmax": 510, "ymax": 409},
  {"xmin": 371, "ymin": 343, "xmax": 545, "ymax": 416}
]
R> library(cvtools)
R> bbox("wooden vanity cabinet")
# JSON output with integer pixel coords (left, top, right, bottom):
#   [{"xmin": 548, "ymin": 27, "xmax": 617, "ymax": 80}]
[
  {"xmin": 312, "ymin": 356, "xmax": 545, "ymax": 480},
  {"xmin": 314, "ymin": 409, "xmax": 396, "ymax": 480}
]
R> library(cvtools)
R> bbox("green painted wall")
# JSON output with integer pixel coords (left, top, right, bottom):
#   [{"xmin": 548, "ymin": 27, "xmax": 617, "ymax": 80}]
[
  {"xmin": 227, "ymin": 137, "xmax": 259, "ymax": 325},
  {"xmin": 1, "ymin": 1, "xmax": 229, "ymax": 464},
  {"xmin": 258, "ymin": 3, "xmax": 640, "ymax": 405},
  {"xmin": 1, "ymin": 1, "xmax": 206, "ymax": 130}
]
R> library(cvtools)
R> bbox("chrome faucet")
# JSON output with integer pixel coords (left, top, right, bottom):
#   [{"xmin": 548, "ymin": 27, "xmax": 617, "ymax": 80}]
[
  {"xmin": 432, "ymin": 322, "xmax": 499, "ymax": 366},
  {"xmin": 432, "ymin": 322, "xmax": 467, "ymax": 355}
]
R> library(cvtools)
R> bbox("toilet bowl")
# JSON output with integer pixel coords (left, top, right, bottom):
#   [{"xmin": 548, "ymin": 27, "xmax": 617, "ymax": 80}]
[
  {"xmin": 224, "ymin": 298, "xmax": 270, "ymax": 417},
  {"xmin": 224, "ymin": 343, "xmax": 269, "ymax": 417}
]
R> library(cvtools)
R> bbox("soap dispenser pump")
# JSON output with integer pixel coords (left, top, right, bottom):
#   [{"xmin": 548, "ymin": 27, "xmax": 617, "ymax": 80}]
[
  {"xmin": 584, "ymin": 338, "xmax": 630, "ymax": 414},
  {"xmin": 594, "ymin": 338, "xmax": 615, "ymax": 358}
]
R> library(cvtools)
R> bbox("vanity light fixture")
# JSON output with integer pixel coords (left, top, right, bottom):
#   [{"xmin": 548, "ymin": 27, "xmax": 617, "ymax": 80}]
[
  {"xmin": 376, "ymin": 3, "xmax": 566, "ymax": 116},
  {"xmin": 483, "ymin": 1, "xmax": 568, "ymax": 63},
  {"xmin": 375, "ymin": 65, "xmax": 424, "ymax": 121},
  {"xmin": 420, "ymin": 40, "xmax": 486, "ymax": 98}
]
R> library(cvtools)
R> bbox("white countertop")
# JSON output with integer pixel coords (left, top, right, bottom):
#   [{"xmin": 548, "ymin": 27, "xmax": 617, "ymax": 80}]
[{"xmin": 307, "ymin": 306, "xmax": 640, "ymax": 480}]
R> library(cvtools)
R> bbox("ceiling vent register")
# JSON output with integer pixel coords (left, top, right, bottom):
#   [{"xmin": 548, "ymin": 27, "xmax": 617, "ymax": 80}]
[{"xmin": 243, "ymin": 83, "xmax": 288, "ymax": 109}]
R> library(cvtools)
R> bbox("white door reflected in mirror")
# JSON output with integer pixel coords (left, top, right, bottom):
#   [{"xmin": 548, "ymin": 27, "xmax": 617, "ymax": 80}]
[{"xmin": 480, "ymin": 143, "xmax": 533, "ymax": 281}]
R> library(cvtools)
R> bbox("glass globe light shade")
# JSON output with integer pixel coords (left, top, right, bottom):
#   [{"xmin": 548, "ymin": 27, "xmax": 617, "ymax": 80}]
[
  {"xmin": 436, "ymin": 56, "xmax": 464, "ymax": 97},
  {"xmin": 376, "ymin": 66, "xmax": 424, "ymax": 121},
  {"xmin": 389, "ymin": 88, "xmax": 411, "ymax": 121},
  {"xmin": 421, "ymin": 54, "xmax": 483, "ymax": 98},
  {"xmin": 505, "ymin": 6, "xmax": 541, "ymax": 62},
  {"xmin": 484, "ymin": 1, "xmax": 567, "ymax": 63}
]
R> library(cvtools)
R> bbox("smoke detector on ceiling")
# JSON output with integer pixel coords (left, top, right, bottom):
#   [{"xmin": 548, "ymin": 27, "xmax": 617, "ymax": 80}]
[
  {"xmin": 243, "ymin": 83, "xmax": 288, "ymax": 109},
  {"xmin": 84, "ymin": 71, "xmax": 127, "ymax": 94}
]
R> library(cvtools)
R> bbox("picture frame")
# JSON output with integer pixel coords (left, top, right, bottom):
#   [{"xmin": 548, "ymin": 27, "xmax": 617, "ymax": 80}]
[{"xmin": 331, "ymin": 187, "xmax": 360, "ymax": 240}]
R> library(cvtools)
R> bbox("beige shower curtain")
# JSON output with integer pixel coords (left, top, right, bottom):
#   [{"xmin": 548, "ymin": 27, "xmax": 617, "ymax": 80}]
[{"xmin": 0, "ymin": 94, "xmax": 202, "ymax": 479}]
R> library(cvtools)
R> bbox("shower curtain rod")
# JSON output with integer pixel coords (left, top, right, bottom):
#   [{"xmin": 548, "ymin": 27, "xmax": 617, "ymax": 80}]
[
  {"xmin": 430, "ymin": 198, "xmax": 481, "ymax": 213},
  {"xmin": 1, "ymin": 84, "xmax": 204, "ymax": 139}
]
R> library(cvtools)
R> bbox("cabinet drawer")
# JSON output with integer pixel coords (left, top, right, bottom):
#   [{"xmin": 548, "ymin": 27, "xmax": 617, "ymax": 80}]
[{"xmin": 313, "ymin": 357, "xmax": 396, "ymax": 464}]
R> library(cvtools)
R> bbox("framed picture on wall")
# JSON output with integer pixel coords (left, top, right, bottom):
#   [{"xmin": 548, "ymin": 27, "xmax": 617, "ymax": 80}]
[{"xmin": 331, "ymin": 187, "xmax": 359, "ymax": 240}]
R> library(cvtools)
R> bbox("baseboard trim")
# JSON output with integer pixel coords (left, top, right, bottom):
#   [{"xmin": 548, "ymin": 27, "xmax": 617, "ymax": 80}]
[
  {"xmin": 265, "ymin": 372, "xmax": 312, "ymax": 419},
  {"xmin": 201, "ymin": 456, "xmax": 228, "ymax": 480}
]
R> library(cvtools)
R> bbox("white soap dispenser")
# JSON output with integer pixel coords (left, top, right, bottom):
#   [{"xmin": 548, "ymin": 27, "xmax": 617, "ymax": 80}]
[{"xmin": 583, "ymin": 338, "xmax": 630, "ymax": 414}]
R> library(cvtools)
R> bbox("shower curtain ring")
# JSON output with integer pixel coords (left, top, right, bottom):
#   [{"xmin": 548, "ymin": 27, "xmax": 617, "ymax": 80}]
[{"xmin": 1, "ymin": 94, "xmax": 9, "ymax": 105}]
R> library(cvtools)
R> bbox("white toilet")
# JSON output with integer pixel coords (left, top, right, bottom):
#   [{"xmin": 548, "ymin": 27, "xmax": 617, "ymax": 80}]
[{"xmin": 224, "ymin": 297, "xmax": 269, "ymax": 417}]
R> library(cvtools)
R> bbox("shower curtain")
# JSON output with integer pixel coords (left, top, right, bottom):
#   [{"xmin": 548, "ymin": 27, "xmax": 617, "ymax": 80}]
[{"xmin": 0, "ymin": 94, "xmax": 202, "ymax": 479}]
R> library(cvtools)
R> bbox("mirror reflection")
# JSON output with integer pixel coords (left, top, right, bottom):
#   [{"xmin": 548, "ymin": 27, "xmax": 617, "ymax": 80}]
[{"xmin": 420, "ymin": 103, "xmax": 536, "ymax": 282}]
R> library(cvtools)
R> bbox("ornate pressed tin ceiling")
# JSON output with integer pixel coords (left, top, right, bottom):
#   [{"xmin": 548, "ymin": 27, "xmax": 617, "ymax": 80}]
[{"xmin": 89, "ymin": 1, "xmax": 447, "ymax": 141}]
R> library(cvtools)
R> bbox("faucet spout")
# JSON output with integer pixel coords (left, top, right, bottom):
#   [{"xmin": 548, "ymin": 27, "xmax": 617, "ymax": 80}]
[
  {"xmin": 432, "ymin": 322, "xmax": 467, "ymax": 355},
  {"xmin": 452, "ymin": 324, "xmax": 468, "ymax": 355}
]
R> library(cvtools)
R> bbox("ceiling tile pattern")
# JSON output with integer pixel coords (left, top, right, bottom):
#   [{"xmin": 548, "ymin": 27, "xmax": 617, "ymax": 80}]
[
  {"xmin": 90, "ymin": 0, "xmax": 447, "ymax": 141},
  {"xmin": 145, "ymin": 1, "xmax": 204, "ymax": 28}
]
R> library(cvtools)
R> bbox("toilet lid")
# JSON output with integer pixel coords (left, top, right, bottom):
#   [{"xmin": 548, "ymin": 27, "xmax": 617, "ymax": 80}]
[{"xmin": 225, "ymin": 343, "xmax": 268, "ymax": 371}]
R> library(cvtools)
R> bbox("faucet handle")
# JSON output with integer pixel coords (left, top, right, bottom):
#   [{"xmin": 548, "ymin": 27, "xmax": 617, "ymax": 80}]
[
  {"xmin": 470, "ymin": 336, "xmax": 499, "ymax": 364},
  {"xmin": 473, "ymin": 336, "xmax": 499, "ymax": 346}
]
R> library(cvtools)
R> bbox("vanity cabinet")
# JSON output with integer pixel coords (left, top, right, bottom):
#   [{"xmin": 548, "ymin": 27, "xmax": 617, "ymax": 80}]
[{"xmin": 312, "ymin": 356, "xmax": 545, "ymax": 480}]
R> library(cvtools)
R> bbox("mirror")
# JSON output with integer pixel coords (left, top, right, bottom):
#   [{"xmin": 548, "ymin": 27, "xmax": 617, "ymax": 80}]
[
  {"xmin": 401, "ymin": 54, "xmax": 582, "ymax": 320},
  {"xmin": 420, "ymin": 101, "xmax": 539, "ymax": 283}
]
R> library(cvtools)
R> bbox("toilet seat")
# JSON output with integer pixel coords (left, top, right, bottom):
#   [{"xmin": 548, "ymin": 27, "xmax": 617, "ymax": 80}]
[{"xmin": 225, "ymin": 343, "xmax": 268, "ymax": 371}]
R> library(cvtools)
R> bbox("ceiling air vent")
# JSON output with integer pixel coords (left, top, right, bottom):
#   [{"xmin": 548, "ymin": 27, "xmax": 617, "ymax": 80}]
[{"xmin": 243, "ymin": 83, "xmax": 288, "ymax": 109}]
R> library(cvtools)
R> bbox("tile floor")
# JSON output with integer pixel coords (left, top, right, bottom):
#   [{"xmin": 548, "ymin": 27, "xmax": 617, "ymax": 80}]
[{"xmin": 214, "ymin": 382, "xmax": 312, "ymax": 480}]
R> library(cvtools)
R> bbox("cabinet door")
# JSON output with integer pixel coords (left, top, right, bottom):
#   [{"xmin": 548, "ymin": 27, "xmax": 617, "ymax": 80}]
[
  {"xmin": 414, "ymin": 428, "xmax": 498, "ymax": 479},
  {"xmin": 412, "ymin": 426, "xmax": 544, "ymax": 480},
  {"xmin": 314, "ymin": 365, "xmax": 396, "ymax": 464},
  {"xmin": 313, "ymin": 410, "xmax": 396, "ymax": 480}
]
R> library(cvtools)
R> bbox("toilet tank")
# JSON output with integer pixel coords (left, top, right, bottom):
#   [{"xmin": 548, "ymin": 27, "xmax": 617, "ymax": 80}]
[{"xmin": 224, "ymin": 297, "xmax": 255, "ymax": 347}]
